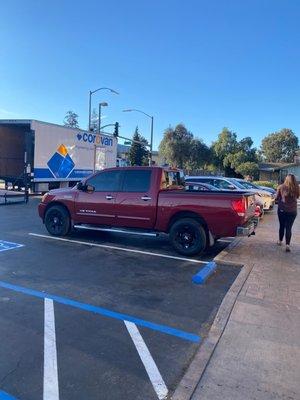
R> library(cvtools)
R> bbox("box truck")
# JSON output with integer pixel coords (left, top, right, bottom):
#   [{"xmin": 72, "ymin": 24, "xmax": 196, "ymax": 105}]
[{"xmin": 0, "ymin": 120, "xmax": 117, "ymax": 192}]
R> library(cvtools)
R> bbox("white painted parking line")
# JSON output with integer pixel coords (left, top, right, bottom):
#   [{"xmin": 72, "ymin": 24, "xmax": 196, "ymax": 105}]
[
  {"xmin": 29, "ymin": 233, "xmax": 208, "ymax": 264},
  {"xmin": 125, "ymin": 321, "xmax": 168, "ymax": 400},
  {"xmin": 44, "ymin": 298, "xmax": 59, "ymax": 400}
]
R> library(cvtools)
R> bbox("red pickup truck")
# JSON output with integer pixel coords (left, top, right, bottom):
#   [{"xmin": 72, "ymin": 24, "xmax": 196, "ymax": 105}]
[{"xmin": 38, "ymin": 167, "xmax": 257, "ymax": 256}]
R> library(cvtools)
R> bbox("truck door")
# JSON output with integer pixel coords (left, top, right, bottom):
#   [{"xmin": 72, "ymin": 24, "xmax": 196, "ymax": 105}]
[
  {"xmin": 74, "ymin": 169, "xmax": 122, "ymax": 225},
  {"xmin": 115, "ymin": 169, "xmax": 157, "ymax": 229}
]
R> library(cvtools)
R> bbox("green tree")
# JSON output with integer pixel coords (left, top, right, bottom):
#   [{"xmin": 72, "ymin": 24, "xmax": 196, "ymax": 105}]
[
  {"xmin": 235, "ymin": 162, "xmax": 259, "ymax": 178},
  {"xmin": 261, "ymin": 129, "xmax": 299, "ymax": 163},
  {"xmin": 128, "ymin": 127, "xmax": 149, "ymax": 166},
  {"xmin": 212, "ymin": 129, "xmax": 258, "ymax": 176},
  {"xmin": 158, "ymin": 124, "xmax": 194, "ymax": 168},
  {"xmin": 211, "ymin": 128, "xmax": 238, "ymax": 175},
  {"xmin": 185, "ymin": 139, "xmax": 211, "ymax": 171},
  {"xmin": 224, "ymin": 137, "xmax": 258, "ymax": 170},
  {"xmin": 63, "ymin": 110, "xmax": 79, "ymax": 128}
]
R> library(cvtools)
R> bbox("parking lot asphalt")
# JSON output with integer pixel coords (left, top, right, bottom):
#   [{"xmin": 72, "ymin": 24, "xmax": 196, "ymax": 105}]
[{"xmin": 0, "ymin": 198, "xmax": 241, "ymax": 400}]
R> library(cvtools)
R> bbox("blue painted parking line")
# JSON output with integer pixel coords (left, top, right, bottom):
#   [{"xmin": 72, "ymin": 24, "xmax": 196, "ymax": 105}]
[
  {"xmin": 0, "ymin": 240, "xmax": 24, "ymax": 253},
  {"xmin": 192, "ymin": 261, "xmax": 217, "ymax": 284},
  {"xmin": 0, "ymin": 390, "xmax": 19, "ymax": 400},
  {"xmin": 0, "ymin": 280, "xmax": 201, "ymax": 343}
]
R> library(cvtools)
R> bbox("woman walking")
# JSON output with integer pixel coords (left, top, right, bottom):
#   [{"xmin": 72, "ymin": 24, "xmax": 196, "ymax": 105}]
[{"xmin": 276, "ymin": 174, "xmax": 299, "ymax": 252}]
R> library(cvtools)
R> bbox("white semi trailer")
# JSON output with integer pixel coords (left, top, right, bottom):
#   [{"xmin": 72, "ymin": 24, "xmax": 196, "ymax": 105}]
[{"xmin": 0, "ymin": 120, "xmax": 117, "ymax": 192}]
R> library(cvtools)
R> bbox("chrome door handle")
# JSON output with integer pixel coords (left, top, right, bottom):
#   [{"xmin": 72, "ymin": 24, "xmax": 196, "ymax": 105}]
[
  {"xmin": 106, "ymin": 195, "xmax": 114, "ymax": 200},
  {"xmin": 141, "ymin": 196, "xmax": 151, "ymax": 201}
]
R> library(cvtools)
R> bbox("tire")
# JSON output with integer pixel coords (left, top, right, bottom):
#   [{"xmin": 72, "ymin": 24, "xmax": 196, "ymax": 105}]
[
  {"xmin": 45, "ymin": 205, "xmax": 70, "ymax": 236},
  {"xmin": 169, "ymin": 218, "xmax": 207, "ymax": 256}
]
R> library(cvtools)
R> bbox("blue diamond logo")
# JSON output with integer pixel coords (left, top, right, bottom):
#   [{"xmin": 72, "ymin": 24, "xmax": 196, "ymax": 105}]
[{"xmin": 47, "ymin": 146, "xmax": 75, "ymax": 178}]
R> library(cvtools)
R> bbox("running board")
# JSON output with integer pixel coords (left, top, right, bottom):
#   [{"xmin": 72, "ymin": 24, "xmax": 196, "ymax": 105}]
[{"xmin": 74, "ymin": 224, "xmax": 159, "ymax": 237}]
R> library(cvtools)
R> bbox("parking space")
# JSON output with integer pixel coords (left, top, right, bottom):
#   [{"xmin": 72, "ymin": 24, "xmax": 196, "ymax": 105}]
[{"xmin": 0, "ymin": 199, "xmax": 241, "ymax": 399}]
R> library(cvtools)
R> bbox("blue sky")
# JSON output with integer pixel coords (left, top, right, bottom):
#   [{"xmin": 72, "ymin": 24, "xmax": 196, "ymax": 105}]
[{"xmin": 1, "ymin": 0, "xmax": 299, "ymax": 150}]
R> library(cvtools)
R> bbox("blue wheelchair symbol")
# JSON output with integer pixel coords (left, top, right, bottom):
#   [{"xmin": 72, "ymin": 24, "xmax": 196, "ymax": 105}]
[{"xmin": 0, "ymin": 240, "xmax": 24, "ymax": 252}]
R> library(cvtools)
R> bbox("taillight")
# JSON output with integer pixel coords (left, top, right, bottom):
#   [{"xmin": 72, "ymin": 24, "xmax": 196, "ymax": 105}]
[{"xmin": 231, "ymin": 198, "xmax": 246, "ymax": 217}]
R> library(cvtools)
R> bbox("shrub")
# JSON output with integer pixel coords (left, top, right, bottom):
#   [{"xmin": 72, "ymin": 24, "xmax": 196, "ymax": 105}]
[{"xmin": 253, "ymin": 180, "xmax": 278, "ymax": 189}]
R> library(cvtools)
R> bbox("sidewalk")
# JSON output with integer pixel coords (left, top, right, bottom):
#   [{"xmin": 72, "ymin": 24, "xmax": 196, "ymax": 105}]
[{"xmin": 192, "ymin": 206, "xmax": 300, "ymax": 400}]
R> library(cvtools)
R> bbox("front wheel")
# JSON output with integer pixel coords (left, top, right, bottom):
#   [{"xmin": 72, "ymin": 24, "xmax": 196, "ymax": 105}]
[
  {"xmin": 45, "ymin": 205, "xmax": 70, "ymax": 236},
  {"xmin": 169, "ymin": 218, "xmax": 207, "ymax": 256}
]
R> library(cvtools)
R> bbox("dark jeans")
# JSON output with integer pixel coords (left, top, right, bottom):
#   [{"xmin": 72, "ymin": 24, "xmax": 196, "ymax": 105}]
[{"xmin": 278, "ymin": 210, "xmax": 297, "ymax": 245}]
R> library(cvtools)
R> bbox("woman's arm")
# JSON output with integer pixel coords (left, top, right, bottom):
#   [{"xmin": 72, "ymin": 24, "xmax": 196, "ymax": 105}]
[{"xmin": 276, "ymin": 185, "xmax": 282, "ymax": 201}]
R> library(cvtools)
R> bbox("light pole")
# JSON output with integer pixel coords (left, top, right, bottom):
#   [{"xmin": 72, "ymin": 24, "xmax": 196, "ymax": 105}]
[
  {"xmin": 88, "ymin": 87, "xmax": 119, "ymax": 131},
  {"xmin": 123, "ymin": 109, "xmax": 154, "ymax": 165},
  {"xmin": 98, "ymin": 102, "xmax": 108, "ymax": 132}
]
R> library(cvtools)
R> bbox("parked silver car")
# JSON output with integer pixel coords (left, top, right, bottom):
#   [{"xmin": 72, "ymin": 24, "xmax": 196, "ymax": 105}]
[{"xmin": 185, "ymin": 176, "xmax": 274, "ymax": 211}]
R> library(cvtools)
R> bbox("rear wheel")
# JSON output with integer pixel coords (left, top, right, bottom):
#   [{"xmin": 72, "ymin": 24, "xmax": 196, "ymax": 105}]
[
  {"xmin": 169, "ymin": 218, "xmax": 207, "ymax": 256},
  {"xmin": 45, "ymin": 205, "xmax": 70, "ymax": 236}
]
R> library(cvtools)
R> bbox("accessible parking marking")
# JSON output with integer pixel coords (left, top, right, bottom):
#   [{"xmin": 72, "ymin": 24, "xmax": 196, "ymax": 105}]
[
  {"xmin": 0, "ymin": 240, "xmax": 24, "ymax": 252},
  {"xmin": 0, "ymin": 280, "xmax": 201, "ymax": 343},
  {"xmin": 0, "ymin": 391, "xmax": 19, "ymax": 400},
  {"xmin": 28, "ymin": 233, "xmax": 208, "ymax": 264}
]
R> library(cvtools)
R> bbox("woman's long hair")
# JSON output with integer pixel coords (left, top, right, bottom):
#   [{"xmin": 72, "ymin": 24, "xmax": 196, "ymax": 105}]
[{"xmin": 282, "ymin": 174, "xmax": 300, "ymax": 199}]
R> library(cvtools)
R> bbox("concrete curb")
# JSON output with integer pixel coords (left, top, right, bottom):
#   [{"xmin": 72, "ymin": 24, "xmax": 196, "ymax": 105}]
[
  {"xmin": 213, "ymin": 237, "xmax": 243, "ymax": 266},
  {"xmin": 171, "ymin": 241, "xmax": 253, "ymax": 400}
]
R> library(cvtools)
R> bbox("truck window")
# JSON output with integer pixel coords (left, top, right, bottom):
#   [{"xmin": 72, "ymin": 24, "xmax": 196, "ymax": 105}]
[
  {"xmin": 87, "ymin": 170, "xmax": 121, "ymax": 191},
  {"xmin": 162, "ymin": 171, "xmax": 184, "ymax": 188},
  {"xmin": 122, "ymin": 170, "xmax": 152, "ymax": 192}
]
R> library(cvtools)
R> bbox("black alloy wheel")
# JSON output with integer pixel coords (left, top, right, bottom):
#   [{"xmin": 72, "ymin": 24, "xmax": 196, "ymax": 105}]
[
  {"xmin": 45, "ymin": 205, "xmax": 70, "ymax": 236},
  {"xmin": 170, "ymin": 218, "xmax": 207, "ymax": 256}
]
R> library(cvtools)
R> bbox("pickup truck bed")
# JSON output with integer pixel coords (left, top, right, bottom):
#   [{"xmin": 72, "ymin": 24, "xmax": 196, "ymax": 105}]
[{"xmin": 38, "ymin": 167, "xmax": 257, "ymax": 256}]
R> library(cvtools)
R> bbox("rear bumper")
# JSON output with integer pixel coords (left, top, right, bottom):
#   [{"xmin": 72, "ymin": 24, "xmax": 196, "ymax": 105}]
[
  {"xmin": 236, "ymin": 217, "xmax": 258, "ymax": 237},
  {"xmin": 263, "ymin": 198, "xmax": 276, "ymax": 210}
]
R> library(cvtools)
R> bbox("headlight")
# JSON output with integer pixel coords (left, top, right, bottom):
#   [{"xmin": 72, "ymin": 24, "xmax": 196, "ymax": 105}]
[{"xmin": 41, "ymin": 193, "xmax": 48, "ymax": 203}]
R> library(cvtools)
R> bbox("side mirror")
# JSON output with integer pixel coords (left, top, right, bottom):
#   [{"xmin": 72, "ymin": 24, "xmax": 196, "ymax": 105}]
[
  {"xmin": 228, "ymin": 185, "xmax": 236, "ymax": 190},
  {"xmin": 77, "ymin": 182, "xmax": 85, "ymax": 191},
  {"xmin": 77, "ymin": 182, "xmax": 94, "ymax": 192},
  {"xmin": 86, "ymin": 185, "xmax": 95, "ymax": 193}
]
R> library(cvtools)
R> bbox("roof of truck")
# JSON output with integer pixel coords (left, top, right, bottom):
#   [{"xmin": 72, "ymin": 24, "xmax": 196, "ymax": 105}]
[{"xmin": 0, "ymin": 119, "xmax": 113, "ymax": 135}]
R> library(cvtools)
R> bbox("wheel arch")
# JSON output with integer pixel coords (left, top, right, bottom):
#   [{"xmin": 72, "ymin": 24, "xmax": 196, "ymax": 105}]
[
  {"xmin": 44, "ymin": 201, "xmax": 71, "ymax": 222},
  {"xmin": 168, "ymin": 211, "xmax": 209, "ymax": 239}
]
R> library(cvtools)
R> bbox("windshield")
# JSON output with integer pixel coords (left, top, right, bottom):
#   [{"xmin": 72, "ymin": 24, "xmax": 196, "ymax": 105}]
[
  {"xmin": 229, "ymin": 179, "xmax": 246, "ymax": 189},
  {"xmin": 234, "ymin": 180, "xmax": 258, "ymax": 190}
]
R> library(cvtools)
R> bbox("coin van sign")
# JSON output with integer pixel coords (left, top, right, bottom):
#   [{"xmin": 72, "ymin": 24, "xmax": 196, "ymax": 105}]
[{"xmin": 77, "ymin": 132, "xmax": 113, "ymax": 146}]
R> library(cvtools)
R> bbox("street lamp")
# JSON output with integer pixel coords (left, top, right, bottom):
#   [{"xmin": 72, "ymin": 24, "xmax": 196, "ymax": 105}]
[
  {"xmin": 98, "ymin": 102, "xmax": 108, "ymax": 132},
  {"xmin": 123, "ymin": 108, "xmax": 154, "ymax": 165},
  {"xmin": 88, "ymin": 87, "xmax": 119, "ymax": 131}
]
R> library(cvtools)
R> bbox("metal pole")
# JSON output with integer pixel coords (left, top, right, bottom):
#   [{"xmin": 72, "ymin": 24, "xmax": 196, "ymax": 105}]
[
  {"xmin": 24, "ymin": 150, "xmax": 29, "ymax": 203},
  {"xmin": 98, "ymin": 103, "xmax": 101, "ymax": 133},
  {"xmin": 93, "ymin": 144, "xmax": 97, "ymax": 173},
  {"xmin": 88, "ymin": 91, "xmax": 92, "ymax": 131},
  {"xmin": 149, "ymin": 116, "xmax": 154, "ymax": 166}
]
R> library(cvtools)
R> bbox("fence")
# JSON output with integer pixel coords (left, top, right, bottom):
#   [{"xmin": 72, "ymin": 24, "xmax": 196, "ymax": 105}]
[
  {"xmin": 0, "ymin": 190, "xmax": 27, "ymax": 205},
  {"xmin": 183, "ymin": 169, "xmax": 224, "ymax": 177}
]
